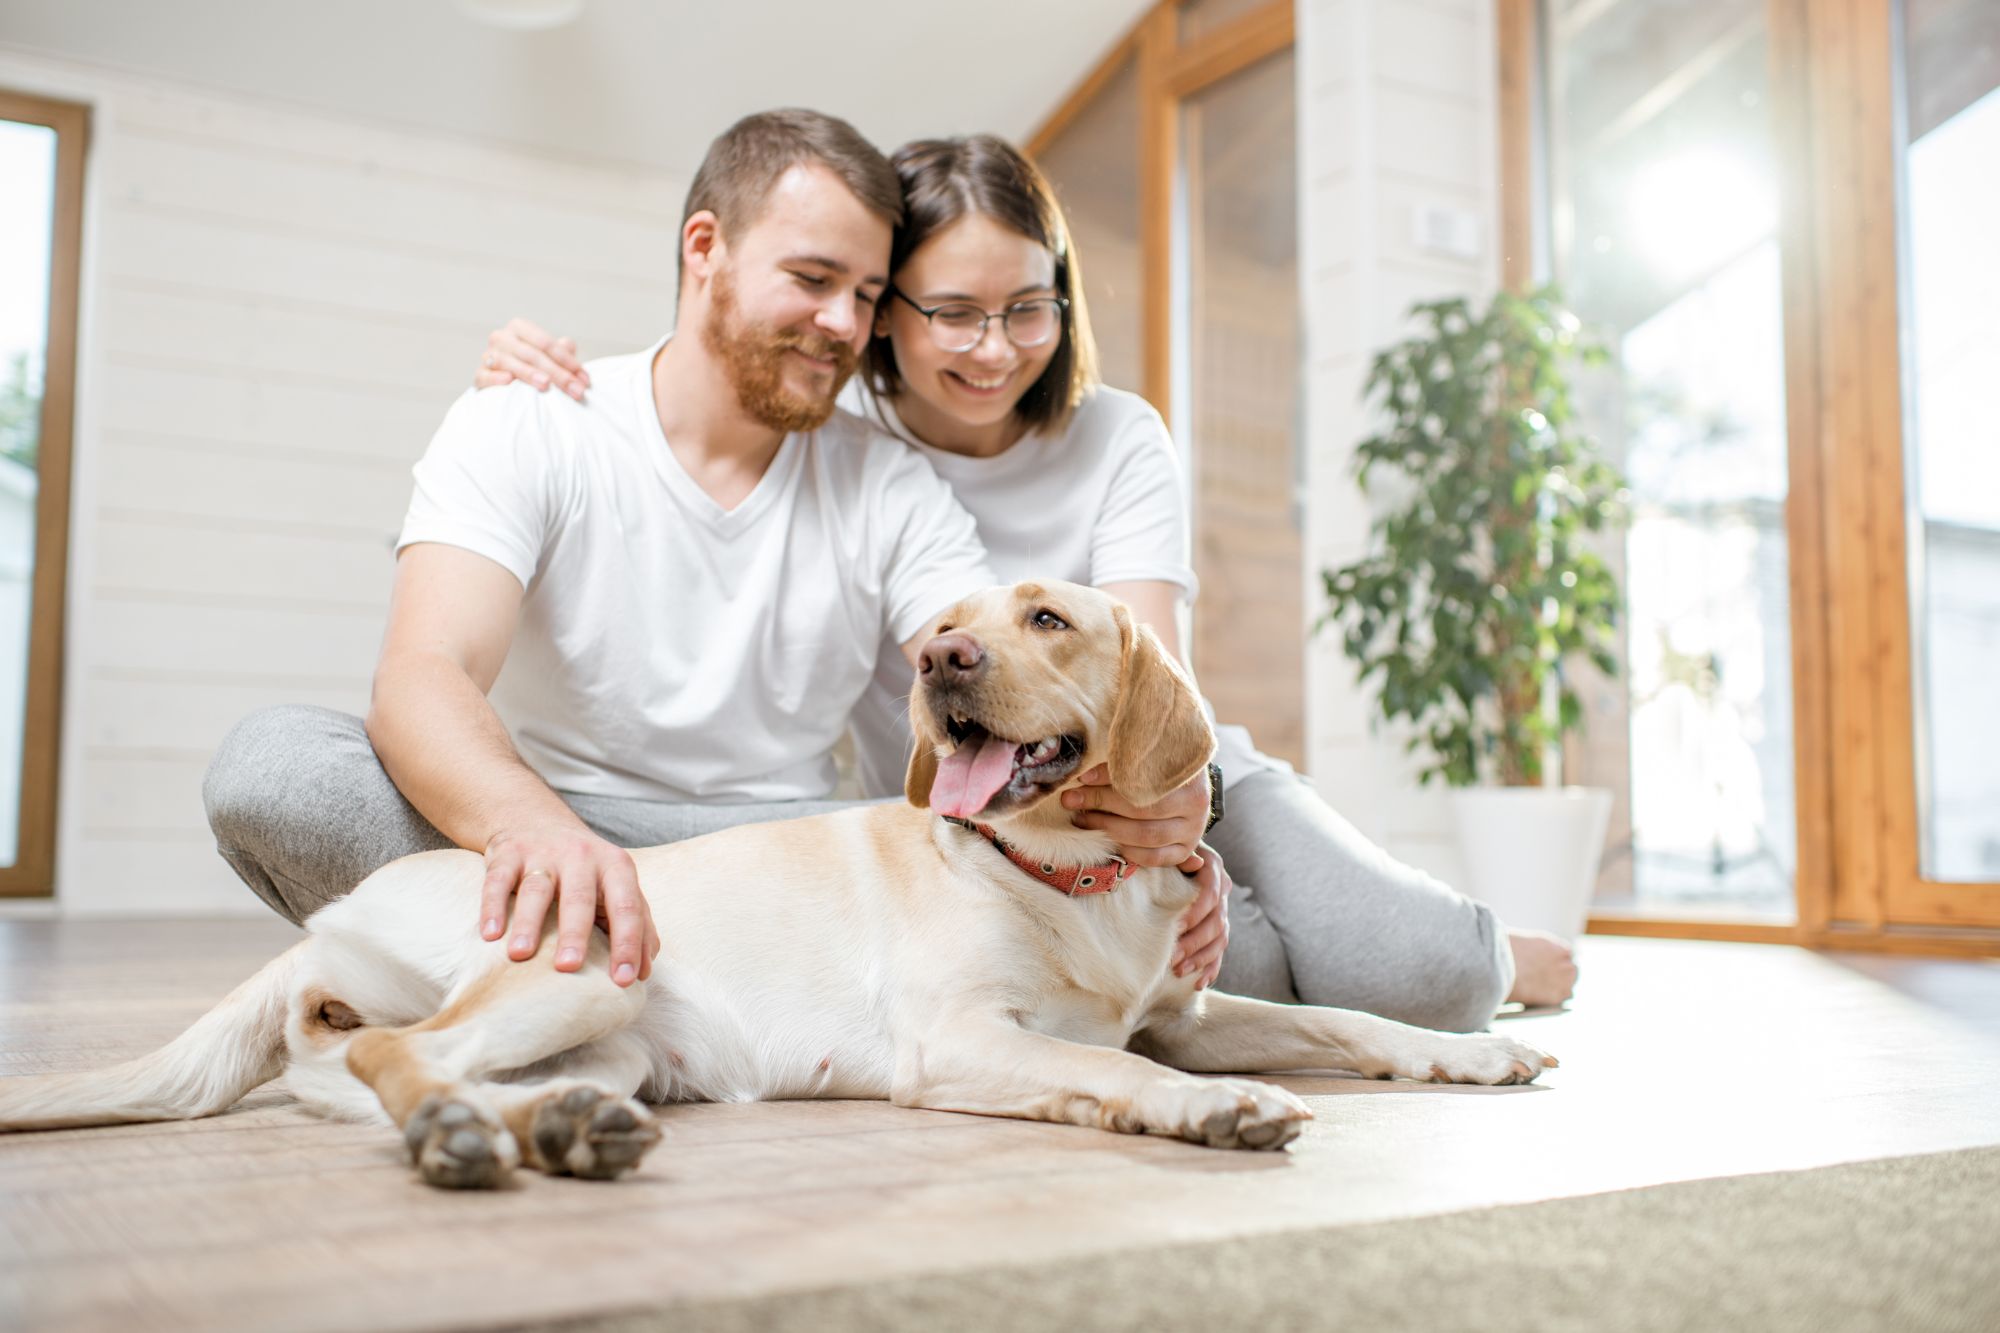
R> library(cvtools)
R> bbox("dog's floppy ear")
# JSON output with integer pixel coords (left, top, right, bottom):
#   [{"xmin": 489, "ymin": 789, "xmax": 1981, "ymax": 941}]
[
  {"xmin": 1104, "ymin": 604, "xmax": 1215, "ymax": 807},
  {"xmin": 904, "ymin": 727, "xmax": 940, "ymax": 810}
]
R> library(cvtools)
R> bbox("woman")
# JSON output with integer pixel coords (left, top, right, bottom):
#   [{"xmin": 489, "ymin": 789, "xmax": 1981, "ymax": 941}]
[{"xmin": 473, "ymin": 135, "xmax": 1575, "ymax": 1030}]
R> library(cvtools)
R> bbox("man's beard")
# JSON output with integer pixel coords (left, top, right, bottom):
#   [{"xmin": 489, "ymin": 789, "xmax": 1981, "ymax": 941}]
[{"xmin": 702, "ymin": 267, "xmax": 858, "ymax": 434}]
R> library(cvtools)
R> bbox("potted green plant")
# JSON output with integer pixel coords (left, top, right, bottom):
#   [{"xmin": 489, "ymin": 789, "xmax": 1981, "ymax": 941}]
[{"xmin": 1319, "ymin": 287, "xmax": 1627, "ymax": 937}]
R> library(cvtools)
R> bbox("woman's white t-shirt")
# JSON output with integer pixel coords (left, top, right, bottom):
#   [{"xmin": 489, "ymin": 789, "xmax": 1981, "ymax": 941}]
[
  {"xmin": 840, "ymin": 381, "xmax": 1288, "ymax": 798},
  {"xmin": 399, "ymin": 341, "xmax": 993, "ymax": 804}
]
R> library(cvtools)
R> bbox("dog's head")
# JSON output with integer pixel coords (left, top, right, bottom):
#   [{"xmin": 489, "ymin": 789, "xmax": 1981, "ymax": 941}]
[{"xmin": 903, "ymin": 581, "xmax": 1214, "ymax": 821}]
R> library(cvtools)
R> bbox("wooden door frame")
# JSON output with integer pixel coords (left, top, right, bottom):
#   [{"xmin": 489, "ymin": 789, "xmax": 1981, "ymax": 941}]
[{"xmin": 0, "ymin": 89, "xmax": 87, "ymax": 898}]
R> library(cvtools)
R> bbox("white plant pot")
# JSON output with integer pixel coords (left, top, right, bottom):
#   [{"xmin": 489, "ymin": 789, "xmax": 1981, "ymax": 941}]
[{"xmin": 1447, "ymin": 786, "xmax": 1614, "ymax": 940}]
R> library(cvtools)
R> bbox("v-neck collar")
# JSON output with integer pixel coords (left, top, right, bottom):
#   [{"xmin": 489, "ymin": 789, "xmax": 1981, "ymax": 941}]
[
  {"xmin": 873, "ymin": 395, "xmax": 1042, "ymax": 477},
  {"xmin": 639, "ymin": 338, "xmax": 803, "ymax": 532}
]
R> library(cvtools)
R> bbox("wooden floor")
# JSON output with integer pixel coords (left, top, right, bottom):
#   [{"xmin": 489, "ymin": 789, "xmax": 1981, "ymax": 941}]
[{"xmin": 3, "ymin": 920, "xmax": 1998, "ymax": 1332}]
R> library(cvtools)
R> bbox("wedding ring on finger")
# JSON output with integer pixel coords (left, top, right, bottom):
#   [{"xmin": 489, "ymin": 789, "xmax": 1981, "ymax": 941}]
[{"xmin": 521, "ymin": 866, "xmax": 553, "ymax": 888}]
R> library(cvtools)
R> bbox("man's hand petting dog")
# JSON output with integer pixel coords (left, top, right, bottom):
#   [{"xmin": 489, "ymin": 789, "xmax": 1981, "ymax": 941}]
[
  {"xmin": 480, "ymin": 826, "xmax": 660, "ymax": 987},
  {"xmin": 1062, "ymin": 765, "xmax": 1228, "ymax": 986}
]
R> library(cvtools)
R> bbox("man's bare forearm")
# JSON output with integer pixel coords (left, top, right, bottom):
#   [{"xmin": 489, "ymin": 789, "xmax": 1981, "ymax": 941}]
[{"xmin": 366, "ymin": 649, "xmax": 587, "ymax": 854}]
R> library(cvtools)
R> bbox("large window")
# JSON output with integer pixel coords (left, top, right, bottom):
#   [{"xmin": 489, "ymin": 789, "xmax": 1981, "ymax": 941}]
[
  {"xmin": 1517, "ymin": 0, "xmax": 2000, "ymax": 942},
  {"xmin": 0, "ymin": 91, "xmax": 85, "ymax": 897}
]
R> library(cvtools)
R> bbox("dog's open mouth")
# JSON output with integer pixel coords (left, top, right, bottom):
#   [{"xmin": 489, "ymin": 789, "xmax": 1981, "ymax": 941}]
[{"xmin": 930, "ymin": 714, "xmax": 1085, "ymax": 818}]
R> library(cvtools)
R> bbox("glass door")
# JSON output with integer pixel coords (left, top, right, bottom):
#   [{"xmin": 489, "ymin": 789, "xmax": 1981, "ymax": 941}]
[
  {"xmin": 1180, "ymin": 47, "xmax": 1304, "ymax": 766},
  {"xmin": 0, "ymin": 91, "xmax": 85, "ymax": 897}
]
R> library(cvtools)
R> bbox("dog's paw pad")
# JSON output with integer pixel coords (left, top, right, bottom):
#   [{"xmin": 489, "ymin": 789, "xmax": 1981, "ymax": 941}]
[
  {"xmin": 404, "ymin": 1092, "xmax": 517, "ymax": 1190},
  {"xmin": 529, "ymin": 1083, "xmax": 660, "ymax": 1180},
  {"xmin": 1175, "ymin": 1079, "xmax": 1310, "ymax": 1151},
  {"xmin": 1235, "ymin": 1116, "xmax": 1297, "ymax": 1150}
]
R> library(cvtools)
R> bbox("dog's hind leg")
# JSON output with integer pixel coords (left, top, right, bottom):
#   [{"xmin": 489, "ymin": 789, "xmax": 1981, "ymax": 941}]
[
  {"xmin": 343, "ymin": 937, "xmax": 652, "ymax": 1189},
  {"xmin": 481, "ymin": 1033, "xmax": 659, "ymax": 1180}
]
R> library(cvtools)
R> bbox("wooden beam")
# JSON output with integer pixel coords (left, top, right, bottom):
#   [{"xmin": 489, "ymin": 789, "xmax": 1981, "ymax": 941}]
[
  {"xmin": 1769, "ymin": 0, "xmax": 1835, "ymax": 933},
  {"xmin": 1161, "ymin": 0, "xmax": 1294, "ymax": 99},
  {"xmin": 1840, "ymin": 0, "xmax": 1932, "ymax": 922},
  {"xmin": 1809, "ymin": 0, "xmax": 1891, "ymax": 929},
  {"xmin": 1496, "ymin": 0, "xmax": 1537, "ymax": 292},
  {"xmin": 1588, "ymin": 914, "xmax": 2000, "ymax": 957}
]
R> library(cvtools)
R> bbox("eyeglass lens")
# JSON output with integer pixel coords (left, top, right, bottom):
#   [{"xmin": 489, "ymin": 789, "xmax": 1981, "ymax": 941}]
[{"xmin": 928, "ymin": 300, "xmax": 1062, "ymax": 351}]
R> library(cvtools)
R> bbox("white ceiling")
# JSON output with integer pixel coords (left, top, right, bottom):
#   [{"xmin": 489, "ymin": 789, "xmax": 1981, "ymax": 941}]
[{"xmin": 0, "ymin": 0, "xmax": 1153, "ymax": 177}]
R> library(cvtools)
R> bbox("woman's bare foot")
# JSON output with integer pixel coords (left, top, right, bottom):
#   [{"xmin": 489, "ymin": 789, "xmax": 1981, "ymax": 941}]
[{"xmin": 1506, "ymin": 930, "xmax": 1578, "ymax": 1008}]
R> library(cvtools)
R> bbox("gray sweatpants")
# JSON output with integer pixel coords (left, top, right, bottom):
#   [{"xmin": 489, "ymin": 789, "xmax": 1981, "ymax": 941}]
[
  {"xmin": 1206, "ymin": 771, "xmax": 1513, "ymax": 1031},
  {"xmin": 203, "ymin": 706, "xmax": 1511, "ymax": 1034}
]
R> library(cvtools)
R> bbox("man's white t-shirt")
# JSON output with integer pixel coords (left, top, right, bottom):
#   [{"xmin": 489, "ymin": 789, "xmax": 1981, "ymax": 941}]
[
  {"xmin": 398, "ymin": 339, "xmax": 993, "ymax": 804},
  {"xmin": 840, "ymin": 382, "xmax": 1288, "ymax": 798}
]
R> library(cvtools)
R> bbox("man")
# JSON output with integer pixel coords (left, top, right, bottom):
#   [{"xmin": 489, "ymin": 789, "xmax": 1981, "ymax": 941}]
[{"xmin": 209, "ymin": 108, "xmax": 1217, "ymax": 991}]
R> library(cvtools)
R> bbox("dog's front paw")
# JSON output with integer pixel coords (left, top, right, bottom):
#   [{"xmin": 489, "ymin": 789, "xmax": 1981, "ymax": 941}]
[
  {"xmin": 525, "ymin": 1082, "xmax": 661, "ymax": 1180},
  {"xmin": 1161, "ymin": 1076, "xmax": 1312, "ymax": 1150},
  {"xmin": 1418, "ymin": 1032, "xmax": 1558, "ymax": 1086},
  {"xmin": 403, "ymin": 1089, "xmax": 520, "ymax": 1189}
]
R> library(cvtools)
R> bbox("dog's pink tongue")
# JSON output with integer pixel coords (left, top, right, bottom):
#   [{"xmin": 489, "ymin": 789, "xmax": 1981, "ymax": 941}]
[{"xmin": 930, "ymin": 733, "xmax": 1021, "ymax": 818}]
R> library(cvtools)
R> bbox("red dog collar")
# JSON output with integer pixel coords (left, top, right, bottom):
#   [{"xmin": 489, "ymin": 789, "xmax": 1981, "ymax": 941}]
[{"xmin": 943, "ymin": 817, "xmax": 1136, "ymax": 896}]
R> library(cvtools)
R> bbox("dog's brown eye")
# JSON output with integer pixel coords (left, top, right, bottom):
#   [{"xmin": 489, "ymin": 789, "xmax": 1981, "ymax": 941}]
[{"xmin": 1032, "ymin": 609, "xmax": 1071, "ymax": 632}]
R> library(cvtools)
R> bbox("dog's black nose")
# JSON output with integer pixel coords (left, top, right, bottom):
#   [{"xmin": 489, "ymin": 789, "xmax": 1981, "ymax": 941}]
[{"xmin": 921, "ymin": 631, "xmax": 986, "ymax": 682}]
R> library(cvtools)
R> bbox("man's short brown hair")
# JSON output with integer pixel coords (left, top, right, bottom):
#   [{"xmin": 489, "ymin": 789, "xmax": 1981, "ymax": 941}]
[{"xmin": 679, "ymin": 108, "xmax": 903, "ymax": 281}]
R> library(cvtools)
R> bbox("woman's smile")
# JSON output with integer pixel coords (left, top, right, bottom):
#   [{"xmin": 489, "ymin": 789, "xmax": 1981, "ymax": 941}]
[{"xmin": 944, "ymin": 367, "xmax": 1017, "ymax": 396}]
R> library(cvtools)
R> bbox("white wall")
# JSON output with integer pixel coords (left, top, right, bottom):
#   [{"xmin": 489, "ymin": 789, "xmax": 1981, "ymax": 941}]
[
  {"xmin": 0, "ymin": 47, "xmax": 686, "ymax": 914},
  {"xmin": 1295, "ymin": 0, "xmax": 1501, "ymax": 889}
]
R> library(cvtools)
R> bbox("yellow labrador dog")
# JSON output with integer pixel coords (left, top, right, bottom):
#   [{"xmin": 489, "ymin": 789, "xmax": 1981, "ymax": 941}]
[{"xmin": 0, "ymin": 581, "xmax": 1553, "ymax": 1187}]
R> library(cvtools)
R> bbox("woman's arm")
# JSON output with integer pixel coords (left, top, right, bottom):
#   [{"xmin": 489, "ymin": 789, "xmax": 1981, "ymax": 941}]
[
  {"xmin": 474, "ymin": 318, "xmax": 591, "ymax": 400},
  {"xmin": 1098, "ymin": 579, "xmax": 1188, "ymax": 667}
]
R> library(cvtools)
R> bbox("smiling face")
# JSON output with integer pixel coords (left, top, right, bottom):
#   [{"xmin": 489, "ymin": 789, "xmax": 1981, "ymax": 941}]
[
  {"xmin": 689, "ymin": 162, "xmax": 892, "ymax": 432},
  {"xmin": 877, "ymin": 213, "xmax": 1063, "ymax": 451},
  {"xmin": 903, "ymin": 581, "xmax": 1214, "ymax": 822}
]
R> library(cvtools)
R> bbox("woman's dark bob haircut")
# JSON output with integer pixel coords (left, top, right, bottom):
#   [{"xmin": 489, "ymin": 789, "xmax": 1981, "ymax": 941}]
[{"xmin": 864, "ymin": 135, "xmax": 1100, "ymax": 435}]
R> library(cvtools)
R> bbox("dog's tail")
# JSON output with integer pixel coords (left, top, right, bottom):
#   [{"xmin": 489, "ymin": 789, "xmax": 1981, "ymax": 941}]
[{"xmin": 0, "ymin": 940, "xmax": 306, "ymax": 1131}]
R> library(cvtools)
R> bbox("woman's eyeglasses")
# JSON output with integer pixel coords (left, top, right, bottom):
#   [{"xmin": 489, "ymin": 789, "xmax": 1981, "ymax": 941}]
[{"xmin": 890, "ymin": 288, "xmax": 1068, "ymax": 353}]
